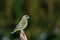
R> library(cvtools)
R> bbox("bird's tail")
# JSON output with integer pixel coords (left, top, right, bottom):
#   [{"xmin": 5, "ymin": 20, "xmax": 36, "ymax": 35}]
[{"xmin": 11, "ymin": 30, "xmax": 17, "ymax": 34}]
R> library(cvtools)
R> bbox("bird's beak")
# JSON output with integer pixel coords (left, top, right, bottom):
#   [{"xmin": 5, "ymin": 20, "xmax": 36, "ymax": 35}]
[{"xmin": 27, "ymin": 16, "xmax": 30, "ymax": 19}]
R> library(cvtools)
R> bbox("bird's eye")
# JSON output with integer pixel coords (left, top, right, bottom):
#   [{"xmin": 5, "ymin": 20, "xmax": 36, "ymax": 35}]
[
  {"xmin": 24, "ymin": 15, "xmax": 30, "ymax": 18},
  {"xmin": 25, "ymin": 15, "xmax": 28, "ymax": 17}
]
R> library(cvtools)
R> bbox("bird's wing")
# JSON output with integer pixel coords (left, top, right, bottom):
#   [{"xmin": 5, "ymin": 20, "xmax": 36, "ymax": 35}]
[
  {"xmin": 11, "ymin": 18, "xmax": 28, "ymax": 34},
  {"xmin": 15, "ymin": 19, "xmax": 27, "ymax": 30}
]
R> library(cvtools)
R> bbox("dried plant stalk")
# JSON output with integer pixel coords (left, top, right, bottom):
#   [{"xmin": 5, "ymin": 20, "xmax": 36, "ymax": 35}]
[{"xmin": 20, "ymin": 30, "xmax": 27, "ymax": 40}]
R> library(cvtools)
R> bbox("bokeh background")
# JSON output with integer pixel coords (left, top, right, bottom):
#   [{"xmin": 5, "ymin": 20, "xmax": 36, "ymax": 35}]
[{"xmin": 0, "ymin": 0, "xmax": 60, "ymax": 40}]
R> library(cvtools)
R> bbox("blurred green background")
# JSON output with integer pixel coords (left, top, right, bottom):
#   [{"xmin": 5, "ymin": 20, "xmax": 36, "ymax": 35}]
[{"xmin": 0, "ymin": 0, "xmax": 60, "ymax": 40}]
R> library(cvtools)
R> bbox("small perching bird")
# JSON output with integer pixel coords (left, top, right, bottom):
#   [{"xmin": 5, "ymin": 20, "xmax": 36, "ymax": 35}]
[{"xmin": 11, "ymin": 15, "xmax": 30, "ymax": 34}]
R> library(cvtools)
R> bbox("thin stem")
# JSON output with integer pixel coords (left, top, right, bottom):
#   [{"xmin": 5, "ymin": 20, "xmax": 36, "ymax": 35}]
[{"xmin": 20, "ymin": 30, "xmax": 27, "ymax": 40}]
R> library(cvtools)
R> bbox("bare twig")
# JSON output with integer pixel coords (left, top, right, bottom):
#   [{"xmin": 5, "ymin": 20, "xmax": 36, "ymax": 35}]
[{"xmin": 20, "ymin": 30, "xmax": 27, "ymax": 40}]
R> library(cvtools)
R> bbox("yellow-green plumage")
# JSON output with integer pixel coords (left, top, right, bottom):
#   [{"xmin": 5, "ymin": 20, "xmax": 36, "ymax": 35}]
[{"xmin": 11, "ymin": 15, "xmax": 30, "ymax": 34}]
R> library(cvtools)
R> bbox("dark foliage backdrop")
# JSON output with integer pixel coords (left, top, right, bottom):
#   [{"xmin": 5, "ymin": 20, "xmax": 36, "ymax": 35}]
[{"xmin": 0, "ymin": 0, "xmax": 60, "ymax": 40}]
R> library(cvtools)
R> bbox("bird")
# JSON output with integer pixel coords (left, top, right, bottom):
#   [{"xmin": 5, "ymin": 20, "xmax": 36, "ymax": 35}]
[{"xmin": 11, "ymin": 15, "xmax": 30, "ymax": 34}]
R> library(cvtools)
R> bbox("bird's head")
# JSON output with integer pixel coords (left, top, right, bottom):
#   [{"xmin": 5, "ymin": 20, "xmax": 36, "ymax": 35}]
[{"xmin": 22, "ymin": 15, "xmax": 30, "ymax": 20}]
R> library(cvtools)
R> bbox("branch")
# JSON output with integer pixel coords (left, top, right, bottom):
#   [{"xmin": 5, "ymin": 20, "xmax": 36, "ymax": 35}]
[{"xmin": 20, "ymin": 30, "xmax": 27, "ymax": 40}]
